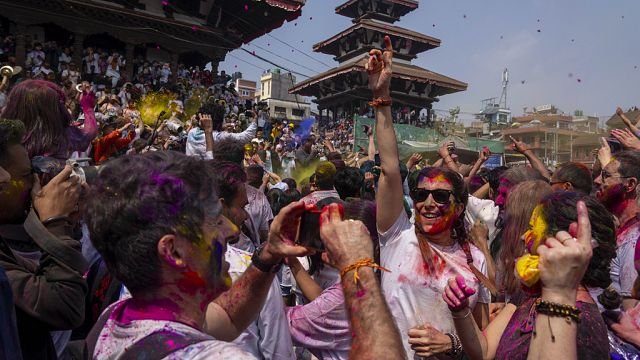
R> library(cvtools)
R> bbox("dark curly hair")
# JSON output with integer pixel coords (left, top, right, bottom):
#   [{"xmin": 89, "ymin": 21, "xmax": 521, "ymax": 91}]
[
  {"xmin": 198, "ymin": 98, "xmax": 226, "ymax": 132},
  {"xmin": 207, "ymin": 160, "xmax": 247, "ymax": 205},
  {"xmin": 335, "ymin": 167, "xmax": 364, "ymax": 200},
  {"xmin": 553, "ymin": 162, "xmax": 593, "ymax": 194},
  {"xmin": 537, "ymin": 192, "xmax": 616, "ymax": 289},
  {"xmin": 85, "ymin": 151, "xmax": 218, "ymax": 295},
  {"xmin": 212, "ymin": 138, "xmax": 245, "ymax": 165}
]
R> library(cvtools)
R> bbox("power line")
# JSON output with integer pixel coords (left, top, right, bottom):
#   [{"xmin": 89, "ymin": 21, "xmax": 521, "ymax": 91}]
[
  {"xmin": 214, "ymin": 5, "xmax": 334, "ymax": 69},
  {"xmin": 266, "ymin": 33, "xmax": 334, "ymax": 69},
  {"xmin": 245, "ymin": 43, "xmax": 323, "ymax": 74}
]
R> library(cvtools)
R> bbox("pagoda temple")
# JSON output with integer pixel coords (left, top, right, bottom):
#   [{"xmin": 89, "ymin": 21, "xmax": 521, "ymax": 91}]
[{"xmin": 289, "ymin": 0, "xmax": 467, "ymax": 123}]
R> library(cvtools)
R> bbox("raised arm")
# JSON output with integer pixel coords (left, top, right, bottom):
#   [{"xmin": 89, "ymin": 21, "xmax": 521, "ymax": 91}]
[
  {"xmin": 287, "ymin": 257, "xmax": 323, "ymax": 301},
  {"xmin": 224, "ymin": 114, "xmax": 257, "ymax": 143},
  {"xmin": 320, "ymin": 203, "xmax": 405, "ymax": 360},
  {"xmin": 205, "ymin": 201, "xmax": 311, "ymax": 340},
  {"xmin": 466, "ymin": 147, "xmax": 490, "ymax": 185},
  {"xmin": 509, "ymin": 136, "xmax": 550, "ymax": 179},
  {"xmin": 438, "ymin": 142, "xmax": 460, "ymax": 173},
  {"xmin": 616, "ymin": 107, "xmax": 640, "ymax": 136},
  {"xmin": 76, "ymin": 91, "xmax": 98, "ymax": 149},
  {"xmin": 528, "ymin": 201, "xmax": 593, "ymax": 360},
  {"xmin": 370, "ymin": 36, "xmax": 404, "ymax": 232}
]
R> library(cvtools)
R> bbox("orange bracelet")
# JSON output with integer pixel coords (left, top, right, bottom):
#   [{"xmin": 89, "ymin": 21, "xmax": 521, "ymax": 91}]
[
  {"xmin": 368, "ymin": 97, "xmax": 393, "ymax": 108},
  {"xmin": 340, "ymin": 258, "xmax": 390, "ymax": 286}
]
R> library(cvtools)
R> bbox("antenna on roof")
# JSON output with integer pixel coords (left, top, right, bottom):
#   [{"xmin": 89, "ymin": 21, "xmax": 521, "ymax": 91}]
[{"xmin": 499, "ymin": 68, "xmax": 508, "ymax": 109}]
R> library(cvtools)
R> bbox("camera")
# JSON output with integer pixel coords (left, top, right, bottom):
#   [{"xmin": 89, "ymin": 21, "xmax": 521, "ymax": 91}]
[
  {"xmin": 32, "ymin": 156, "xmax": 102, "ymax": 185},
  {"xmin": 165, "ymin": 119, "xmax": 184, "ymax": 134}
]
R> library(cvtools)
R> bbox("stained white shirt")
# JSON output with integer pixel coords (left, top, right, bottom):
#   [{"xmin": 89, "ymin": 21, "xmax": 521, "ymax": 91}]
[
  {"xmin": 226, "ymin": 247, "xmax": 295, "ymax": 360},
  {"xmin": 379, "ymin": 210, "xmax": 491, "ymax": 359}
]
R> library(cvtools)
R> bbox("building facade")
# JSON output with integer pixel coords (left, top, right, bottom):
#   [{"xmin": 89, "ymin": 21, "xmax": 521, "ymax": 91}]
[
  {"xmin": 259, "ymin": 68, "xmax": 311, "ymax": 121},
  {"xmin": 235, "ymin": 78, "xmax": 257, "ymax": 104},
  {"xmin": 503, "ymin": 105, "xmax": 602, "ymax": 166}
]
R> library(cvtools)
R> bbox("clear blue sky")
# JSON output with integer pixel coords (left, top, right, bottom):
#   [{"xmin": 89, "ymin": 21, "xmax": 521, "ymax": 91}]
[{"xmin": 220, "ymin": 0, "xmax": 640, "ymax": 123}]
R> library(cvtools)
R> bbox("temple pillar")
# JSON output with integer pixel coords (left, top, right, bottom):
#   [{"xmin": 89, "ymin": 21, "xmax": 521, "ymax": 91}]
[
  {"xmin": 14, "ymin": 23, "xmax": 28, "ymax": 67},
  {"xmin": 124, "ymin": 42, "xmax": 135, "ymax": 81},
  {"xmin": 170, "ymin": 51, "xmax": 180, "ymax": 83},
  {"xmin": 72, "ymin": 32, "xmax": 85, "ymax": 68}
]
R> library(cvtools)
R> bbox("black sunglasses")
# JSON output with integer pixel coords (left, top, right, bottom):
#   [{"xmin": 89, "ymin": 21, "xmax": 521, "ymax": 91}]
[{"xmin": 410, "ymin": 189, "xmax": 454, "ymax": 204}]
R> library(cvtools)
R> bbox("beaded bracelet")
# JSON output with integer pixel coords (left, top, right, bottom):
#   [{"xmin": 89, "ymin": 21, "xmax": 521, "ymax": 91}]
[
  {"xmin": 340, "ymin": 258, "xmax": 390, "ymax": 286},
  {"xmin": 535, "ymin": 299, "xmax": 581, "ymax": 323},
  {"xmin": 368, "ymin": 97, "xmax": 393, "ymax": 108},
  {"xmin": 445, "ymin": 332, "xmax": 463, "ymax": 357},
  {"xmin": 533, "ymin": 298, "xmax": 581, "ymax": 343}
]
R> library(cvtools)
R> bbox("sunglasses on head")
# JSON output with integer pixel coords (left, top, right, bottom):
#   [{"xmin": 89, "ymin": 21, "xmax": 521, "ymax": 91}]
[{"xmin": 410, "ymin": 188, "xmax": 454, "ymax": 204}]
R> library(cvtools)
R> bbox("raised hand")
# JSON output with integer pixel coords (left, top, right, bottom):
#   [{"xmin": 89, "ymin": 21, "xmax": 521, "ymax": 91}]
[
  {"xmin": 365, "ymin": 35, "xmax": 393, "ymax": 98},
  {"xmin": 469, "ymin": 219, "xmax": 489, "ymax": 251},
  {"xmin": 199, "ymin": 113, "xmax": 213, "ymax": 132},
  {"xmin": 479, "ymin": 146, "xmax": 491, "ymax": 162},
  {"xmin": 319, "ymin": 203, "xmax": 374, "ymax": 270},
  {"xmin": 407, "ymin": 153, "xmax": 423, "ymax": 169},
  {"xmin": 611, "ymin": 128, "xmax": 640, "ymax": 150},
  {"xmin": 509, "ymin": 136, "xmax": 529, "ymax": 153},
  {"xmin": 597, "ymin": 137, "xmax": 612, "ymax": 168},
  {"xmin": 32, "ymin": 165, "xmax": 83, "ymax": 221},
  {"xmin": 443, "ymin": 275, "xmax": 476, "ymax": 312},
  {"xmin": 536, "ymin": 200, "xmax": 593, "ymax": 302},
  {"xmin": 264, "ymin": 201, "xmax": 314, "ymax": 262}
]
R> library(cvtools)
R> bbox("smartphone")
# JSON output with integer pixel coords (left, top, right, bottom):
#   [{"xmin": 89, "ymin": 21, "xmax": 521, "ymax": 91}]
[
  {"xmin": 607, "ymin": 138, "xmax": 623, "ymax": 153},
  {"xmin": 447, "ymin": 142, "xmax": 456, "ymax": 154},
  {"xmin": 297, "ymin": 209, "xmax": 324, "ymax": 251}
]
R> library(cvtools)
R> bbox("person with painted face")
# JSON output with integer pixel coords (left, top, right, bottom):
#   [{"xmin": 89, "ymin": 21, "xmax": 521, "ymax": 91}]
[
  {"xmin": 373, "ymin": 36, "xmax": 491, "ymax": 359},
  {"xmin": 207, "ymin": 160, "xmax": 294, "ymax": 360},
  {"xmin": 85, "ymin": 151, "xmax": 315, "ymax": 359},
  {"xmin": 0, "ymin": 119, "xmax": 88, "ymax": 359},
  {"xmin": 594, "ymin": 150, "xmax": 640, "ymax": 310},
  {"xmin": 444, "ymin": 192, "xmax": 614, "ymax": 360}
]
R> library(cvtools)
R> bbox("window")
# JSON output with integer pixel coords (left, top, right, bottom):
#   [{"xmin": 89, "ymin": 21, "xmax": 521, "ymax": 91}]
[
  {"xmin": 274, "ymin": 106, "xmax": 287, "ymax": 114},
  {"xmin": 292, "ymin": 109, "xmax": 305, "ymax": 117},
  {"xmin": 241, "ymin": 90, "xmax": 250, "ymax": 96}
]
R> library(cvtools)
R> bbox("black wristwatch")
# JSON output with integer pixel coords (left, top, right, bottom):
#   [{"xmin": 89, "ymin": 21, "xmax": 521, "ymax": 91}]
[{"xmin": 251, "ymin": 245, "xmax": 283, "ymax": 273}]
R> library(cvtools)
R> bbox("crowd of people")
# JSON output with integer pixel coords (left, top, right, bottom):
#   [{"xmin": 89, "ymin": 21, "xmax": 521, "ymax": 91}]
[{"xmin": 1, "ymin": 32, "xmax": 640, "ymax": 360}]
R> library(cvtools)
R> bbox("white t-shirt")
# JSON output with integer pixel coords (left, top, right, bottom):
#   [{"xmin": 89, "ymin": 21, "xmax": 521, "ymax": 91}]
[
  {"xmin": 379, "ymin": 211, "xmax": 491, "ymax": 359},
  {"xmin": 465, "ymin": 195, "xmax": 500, "ymax": 246},
  {"xmin": 93, "ymin": 300, "xmax": 256, "ymax": 359},
  {"xmin": 226, "ymin": 247, "xmax": 296, "ymax": 360}
]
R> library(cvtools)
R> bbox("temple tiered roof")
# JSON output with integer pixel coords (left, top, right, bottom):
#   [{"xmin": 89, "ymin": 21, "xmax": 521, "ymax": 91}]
[
  {"xmin": 313, "ymin": 19, "xmax": 441, "ymax": 63},
  {"xmin": 336, "ymin": 0, "xmax": 419, "ymax": 23},
  {"xmin": 290, "ymin": 0, "xmax": 465, "ymax": 114}
]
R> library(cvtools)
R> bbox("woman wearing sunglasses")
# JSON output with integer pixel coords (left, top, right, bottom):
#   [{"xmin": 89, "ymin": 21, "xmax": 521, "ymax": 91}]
[{"xmin": 370, "ymin": 37, "xmax": 491, "ymax": 359}]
